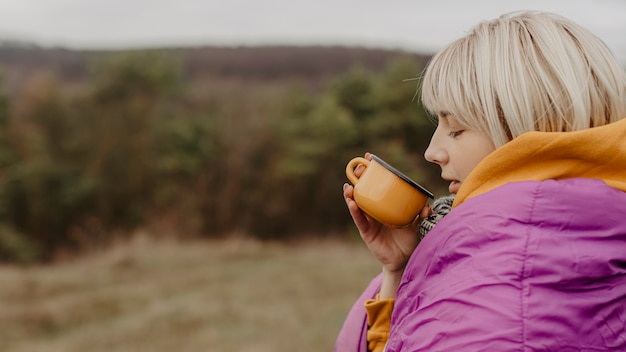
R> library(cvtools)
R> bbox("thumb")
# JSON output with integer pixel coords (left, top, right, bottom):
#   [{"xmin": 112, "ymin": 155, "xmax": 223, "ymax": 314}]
[{"xmin": 409, "ymin": 204, "xmax": 432, "ymax": 228}]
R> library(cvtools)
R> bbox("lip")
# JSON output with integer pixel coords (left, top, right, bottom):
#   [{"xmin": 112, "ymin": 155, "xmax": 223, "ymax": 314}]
[
  {"xmin": 448, "ymin": 180, "xmax": 461, "ymax": 194},
  {"xmin": 441, "ymin": 173, "xmax": 461, "ymax": 194}
]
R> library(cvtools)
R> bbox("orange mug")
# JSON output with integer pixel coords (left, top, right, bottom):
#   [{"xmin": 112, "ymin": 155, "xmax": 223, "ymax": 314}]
[{"xmin": 346, "ymin": 154, "xmax": 434, "ymax": 227}]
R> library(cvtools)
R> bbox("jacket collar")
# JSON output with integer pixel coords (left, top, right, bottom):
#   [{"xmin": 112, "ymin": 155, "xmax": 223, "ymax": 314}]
[{"xmin": 454, "ymin": 118, "xmax": 626, "ymax": 207}]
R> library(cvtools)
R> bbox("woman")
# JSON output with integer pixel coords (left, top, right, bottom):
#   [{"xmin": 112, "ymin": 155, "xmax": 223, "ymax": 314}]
[{"xmin": 337, "ymin": 11, "xmax": 626, "ymax": 351}]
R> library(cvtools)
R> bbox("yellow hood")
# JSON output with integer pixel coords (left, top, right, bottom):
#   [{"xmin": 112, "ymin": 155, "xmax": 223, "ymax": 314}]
[{"xmin": 454, "ymin": 118, "xmax": 626, "ymax": 207}]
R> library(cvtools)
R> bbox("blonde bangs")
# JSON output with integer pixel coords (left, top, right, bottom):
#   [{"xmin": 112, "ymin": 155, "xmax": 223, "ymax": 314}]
[
  {"xmin": 421, "ymin": 29, "xmax": 506, "ymax": 144},
  {"xmin": 421, "ymin": 37, "xmax": 484, "ymax": 130}
]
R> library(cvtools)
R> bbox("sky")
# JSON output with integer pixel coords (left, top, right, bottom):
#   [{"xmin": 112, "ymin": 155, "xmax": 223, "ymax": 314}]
[{"xmin": 0, "ymin": 0, "xmax": 624, "ymax": 65}]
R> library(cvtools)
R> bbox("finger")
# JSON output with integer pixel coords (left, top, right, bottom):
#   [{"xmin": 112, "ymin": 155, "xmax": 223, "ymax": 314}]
[
  {"xmin": 346, "ymin": 197, "xmax": 371, "ymax": 234},
  {"xmin": 344, "ymin": 183, "xmax": 367, "ymax": 227},
  {"xmin": 420, "ymin": 204, "xmax": 433, "ymax": 219},
  {"xmin": 408, "ymin": 204, "xmax": 433, "ymax": 229},
  {"xmin": 354, "ymin": 164, "xmax": 365, "ymax": 177},
  {"xmin": 343, "ymin": 183, "xmax": 354, "ymax": 199}
]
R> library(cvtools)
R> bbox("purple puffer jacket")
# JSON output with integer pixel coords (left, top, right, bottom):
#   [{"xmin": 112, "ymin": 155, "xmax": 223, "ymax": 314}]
[{"xmin": 336, "ymin": 178, "xmax": 626, "ymax": 351}]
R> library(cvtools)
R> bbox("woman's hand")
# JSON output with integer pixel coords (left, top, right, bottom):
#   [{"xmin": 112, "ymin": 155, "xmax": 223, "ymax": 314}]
[
  {"xmin": 343, "ymin": 182, "xmax": 430, "ymax": 272},
  {"xmin": 343, "ymin": 153, "xmax": 432, "ymax": 297}
]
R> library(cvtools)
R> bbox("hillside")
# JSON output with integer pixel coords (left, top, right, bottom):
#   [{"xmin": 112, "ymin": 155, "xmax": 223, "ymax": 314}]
[{"xmin": 0, "ymin": 43, "xmax": 432, "ymax": 92}]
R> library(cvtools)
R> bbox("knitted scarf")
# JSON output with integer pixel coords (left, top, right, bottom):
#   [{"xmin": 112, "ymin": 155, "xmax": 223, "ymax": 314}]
[{"xmin": 418, "ymin": 195, "xmax": 455, "ymax": 240}]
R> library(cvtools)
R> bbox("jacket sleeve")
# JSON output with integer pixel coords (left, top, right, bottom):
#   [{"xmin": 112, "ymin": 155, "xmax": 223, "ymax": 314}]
[{"xmin": 385, "ymin": 187, "xmax": 531, "ymax": 351}]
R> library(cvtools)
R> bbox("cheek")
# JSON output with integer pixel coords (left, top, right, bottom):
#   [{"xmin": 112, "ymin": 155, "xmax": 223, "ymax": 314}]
[
  {"xmin": 458, "ymin": 159, "xmax": 479, "ymax": 182},
  {"xmin": 460, "ymin": 144, "xmax": 495, "ymax": 180}
]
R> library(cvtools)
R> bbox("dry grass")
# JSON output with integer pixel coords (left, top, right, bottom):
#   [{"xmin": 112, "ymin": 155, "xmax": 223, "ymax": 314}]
[{"xmin": 0, "ymin": 235, "xmax": 380, "ymax": 352}]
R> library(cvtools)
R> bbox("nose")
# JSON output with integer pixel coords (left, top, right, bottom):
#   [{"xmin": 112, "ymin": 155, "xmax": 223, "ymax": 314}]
[{"xmin": 424, "ymin": 133, "xmax": 447, "ymax": 165}]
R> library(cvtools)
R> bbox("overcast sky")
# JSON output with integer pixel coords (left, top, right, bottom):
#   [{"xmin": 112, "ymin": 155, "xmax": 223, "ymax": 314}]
[{"xmin": 0, "ymin": 0, "xmax": 624, "ymax": 65}]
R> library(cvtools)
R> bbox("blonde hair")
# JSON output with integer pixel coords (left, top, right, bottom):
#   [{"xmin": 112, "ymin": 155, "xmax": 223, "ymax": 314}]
[{"xmin": 421, "ymin": 11, "xmax": 626, "ymax": 147}]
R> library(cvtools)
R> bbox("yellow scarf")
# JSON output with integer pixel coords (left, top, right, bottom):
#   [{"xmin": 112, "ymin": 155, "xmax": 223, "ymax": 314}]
[{"xmin": 453, "ymin": 118, "xmax": 626, "ymax": 208}]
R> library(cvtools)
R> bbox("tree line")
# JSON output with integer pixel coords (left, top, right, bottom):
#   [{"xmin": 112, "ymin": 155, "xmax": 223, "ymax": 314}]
[{"xmin": 0, "ymin": 48, "xmax": 447, "ymax": 262}]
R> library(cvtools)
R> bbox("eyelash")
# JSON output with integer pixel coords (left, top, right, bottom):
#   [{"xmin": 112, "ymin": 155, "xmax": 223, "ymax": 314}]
[{"xmin": 449, "ymin": 130, "xmax": 465, "ymax": 137}]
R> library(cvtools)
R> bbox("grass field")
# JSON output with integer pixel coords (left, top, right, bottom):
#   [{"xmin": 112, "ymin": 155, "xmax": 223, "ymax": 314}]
[{"xmin": 0, "ymin": 235, "xmax": 380, "ymax": 352}]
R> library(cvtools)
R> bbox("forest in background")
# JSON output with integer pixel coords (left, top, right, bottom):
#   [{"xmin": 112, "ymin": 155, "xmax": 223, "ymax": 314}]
[{"xmin": 0, "ymin": 43, "xmax": 448, "ymax": 263}]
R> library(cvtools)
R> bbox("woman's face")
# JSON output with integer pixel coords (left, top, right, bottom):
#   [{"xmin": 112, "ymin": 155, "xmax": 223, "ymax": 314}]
[{"xmin": 424, "ymin": 114, "xmax": 496, "ymax": 194}]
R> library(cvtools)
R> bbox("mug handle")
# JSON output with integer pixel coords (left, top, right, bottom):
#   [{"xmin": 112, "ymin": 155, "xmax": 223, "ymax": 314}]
[{"xmin": 346, "ymin": 157, "xmax": 370, "ymax": 185}]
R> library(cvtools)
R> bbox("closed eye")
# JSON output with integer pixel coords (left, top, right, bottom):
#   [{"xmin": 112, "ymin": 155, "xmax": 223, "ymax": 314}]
[{"xmin": 449, "ymin": 130, "xmax": 465, "ymax": 137}]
